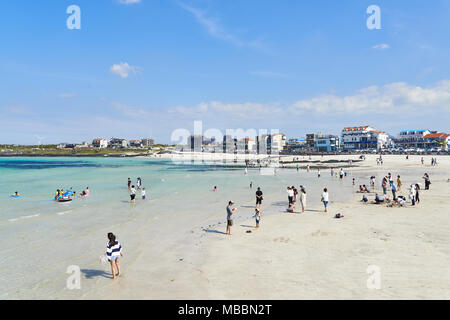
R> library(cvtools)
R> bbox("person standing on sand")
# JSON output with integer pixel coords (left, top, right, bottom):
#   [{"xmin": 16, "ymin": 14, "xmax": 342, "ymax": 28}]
[
  {"xmin": 287, "ymin": 186, "xmax": 294, "ymax": 205},
  {"xmin": 391, "ymin": 182, "xmax": 397, "ymax": 200},
  {"xmin": 421, "ymin": 157, "xmax": 424, "ymax": 165},
  {"xmin": 321, "ymin": 188, "xmax": 329, "ymax": 213},
  {"xmin": 415, "ymin": 184, "xmax": 421, "ymax": 203},
  {"xmin": 397, "ymin": 175, "xmax": 402, "ymax": 192},
  {"xmin": 226, "ymin": 201, "xmax": 236, "ymax": 235},
  {"xmin": 254, "ymin": 208, "xmax": 261, "ymax": 228},
  {"xmin": 339, "ymin": 169, "xmax": 344, "ymax": 179},
  {"xmin": 100, "ymin": 233, "xmax": 123, "ymax": 280},
  {"xmin": 300, "ymin": 188, "xmax": 306, "ymax": 213},
  {"xmin": 317, "ymin": 169, "xmax": 321, "ymax": 178},
  {"xmin": 423, "ymin": 173, "xmax": 431, "ymax": 190},
  {"xmin": 130, "ymin": 185, "xmax": 136, "ymax": 203},
  {"xmin": 255, "ymin": 187, "xmax": 263, "ymax": 208}
]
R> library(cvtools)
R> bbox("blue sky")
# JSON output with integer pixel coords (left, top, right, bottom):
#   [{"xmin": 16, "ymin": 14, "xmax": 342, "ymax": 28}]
[{"xmin": 0, "ymin": 0, "xmax": 449, "ymax": 144}]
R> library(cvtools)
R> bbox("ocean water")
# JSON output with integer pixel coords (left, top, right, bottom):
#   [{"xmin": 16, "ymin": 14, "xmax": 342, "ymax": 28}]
[{"xmin": 0, "ymin": 156, "xmax": 362, "ymax": 299}]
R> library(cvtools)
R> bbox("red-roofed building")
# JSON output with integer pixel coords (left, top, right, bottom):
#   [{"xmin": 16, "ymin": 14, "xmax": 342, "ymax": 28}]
[
  {"xmin": 341, "ymin": 126, "xmax": 388, "ymax": 151},
  {"xmin": 92, "ymin": 139, "xmax": 108, "ymax": 148},
  {"xmin": 424, "ymin": 132, "xmax": 449, "ymax": 150}
]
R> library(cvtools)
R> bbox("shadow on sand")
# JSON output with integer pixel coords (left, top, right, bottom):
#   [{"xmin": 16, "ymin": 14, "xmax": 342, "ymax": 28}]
[
  {"xmin": 203, "ymin": 229, "xmax": 227, "ymax": 235},
  {"xmin": 81, "ymin": 269, "xmax": 111, "ymax": 279}
]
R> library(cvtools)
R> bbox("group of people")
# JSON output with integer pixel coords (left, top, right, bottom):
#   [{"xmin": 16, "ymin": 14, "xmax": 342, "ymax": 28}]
[
  {"xmin": 53, "ymin": 187, "xmax": 90, "ymax": 200},
  {"xmin": 286, "ymin": 185, "xmax": 308, "ymax": 213},
  {"xmin": 361, "ymin": 172, "xmax": 431, "ymax": 207},
  {"xmin": 128, "ymin": 177, "xmax": 146, "ymax": 203}
]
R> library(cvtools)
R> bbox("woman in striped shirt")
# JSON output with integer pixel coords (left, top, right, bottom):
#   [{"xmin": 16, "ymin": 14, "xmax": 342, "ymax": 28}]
[{"xmin": 100, "ymin": 233, "xmax": 123, "ymax": 279}]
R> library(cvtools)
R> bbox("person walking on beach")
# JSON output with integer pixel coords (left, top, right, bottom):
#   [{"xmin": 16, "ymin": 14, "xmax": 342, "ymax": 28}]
[
  {"xmin": 317, "ymin": 169, "xmax": 321, "ymax": 178},
  {"xmin": 397, "ymin": 175, "xmax": 402, "ymax": 192},
  {"xmin": 382, "ymin": 177, "xmax": 388, "ymax": 195},
  {"xmin": 339, "ymin": 169, "xmax": 344, "ymax": 179},
  {"xmin": 100, "ymin": 232, "xmax": 123, "ymax": 280},
  {"xmin": 300, "ymin": 188, "xmax": 306, "ymax": 213},
  {"xmin": 137, "ymin": 177, "xmax": 142, "ymax": 190},
  {"xmin": 415, "ymin": 184, "xmax": 421, "ymax": 204},
  {"xmin": 130, "ymin": 185, "xmax": 136, "ymax": 203},
  {"xmin": 141, "ymin": 187, "xmax": 146, "ymax": 200},
  {"xmin": 321, "ymin": 188, "xmax": 329, "ymax": 213},
  {"xmin": 421, "ymin": 157, "xmax": 424, "ymax": 165},
  {"xmin": 423, "ymin": 173, "xmax": 431, "ymax": 190},
  {"xmin": 226, "ymin": 201, "xmax": 236, "ymax": 235},
  {"xmin": 127, "ymin": 178, "xmax": 131, "ymax": 189},
  {"xmin": 250, "ymin": 181, "xmax": 253, "ymax": 189},
  {"xmin": 255, "ymin": 187, "xmax": 263, "ymax": 208},
  {"xmin": 391, "ymin": 183, "xmax": 397, "ymax": 200}
]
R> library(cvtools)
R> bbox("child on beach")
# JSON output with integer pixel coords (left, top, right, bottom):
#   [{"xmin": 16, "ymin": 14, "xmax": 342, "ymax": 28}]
[
  {"xmin": 142, "ymin": 188, "xmax": 146, "ymax": 200},
  {"xmin": 130, "ymin": 185, "xmax": 136, "ymax": 203},
  {"xmin": 100, "ymin": 232, "xmax": 123, "ymax": 280},
  {"xmin": 254, "ymin": 208, "xmax": 261, "ymax": 228},
  {"xmin": 321, "ymin": 188, "xmax": 329, "ymax": 213}
]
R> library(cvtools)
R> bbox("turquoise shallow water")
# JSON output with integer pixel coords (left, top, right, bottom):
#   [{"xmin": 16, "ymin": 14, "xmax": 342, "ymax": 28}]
[{"xmin": 0, "ymin": 156, "xmax": 360, "ymax": 299}]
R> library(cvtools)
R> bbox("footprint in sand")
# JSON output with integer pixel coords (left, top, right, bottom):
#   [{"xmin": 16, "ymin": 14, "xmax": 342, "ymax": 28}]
[
  {"xmin": 311, "ymin": 230, "xmax": 329, "ymax": 237},
  {"xmin": 273, "ymin": 237, "xmax": 290, "ymax": 243}
]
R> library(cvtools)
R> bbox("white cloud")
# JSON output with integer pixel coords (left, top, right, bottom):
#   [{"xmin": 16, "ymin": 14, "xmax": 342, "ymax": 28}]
[
  {"xmin": 372, "ymin": 43, "xmax": 390, "ymax": 50},
  {"xmin": 168, "ymin": 80, "xmax": 450, "ymax": 118},
  {"xmin": 57, "ymin": 93, "xmax": 77, "ymax": 99},
  {"xmin": 109, "ymin": 62, "xmax": 139, "ymax": 78},
  {"xmin": 178, "ymin": 2, "xmax": 244, "ymax": 47},
  {"xmin": 118, "ymin": 0, "xmax": 141, "ymax": 4}
]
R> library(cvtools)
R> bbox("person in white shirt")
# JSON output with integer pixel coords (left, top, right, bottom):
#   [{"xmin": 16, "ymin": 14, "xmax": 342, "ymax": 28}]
[
  {"xmin": 287, "ymin": 187, "xmax": 294, "ymax": 205},
  {"xmin": 130, "ymin": 185, "xmax": 136, "ymax": 203},
  {"xmin": 321, "ymin": 188, "xmax": 329, "ymax": 212}
]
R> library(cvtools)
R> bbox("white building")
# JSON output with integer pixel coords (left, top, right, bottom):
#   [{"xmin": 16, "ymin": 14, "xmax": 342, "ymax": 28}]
[
  {"xmin": 92, "ymin": 139, "xmax": 108, "ymax": 148},
  {"xmin": 394, "ymin": 130, "xmax": 431, "ymax": 149},
  {"xmin": 341, "ymin": 126, "xmax": 388, "ymax": 151}
]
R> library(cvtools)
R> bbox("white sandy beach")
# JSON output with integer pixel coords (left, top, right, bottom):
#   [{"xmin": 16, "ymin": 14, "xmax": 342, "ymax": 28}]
[{"xmin": 62, "ymin": 154, "xmax": 450, "ymax": 300}]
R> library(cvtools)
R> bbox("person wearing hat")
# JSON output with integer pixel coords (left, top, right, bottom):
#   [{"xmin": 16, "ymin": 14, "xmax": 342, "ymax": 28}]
[{"xmin": 226, "ymin": 201, "xmax": 237, "ymax": 235}]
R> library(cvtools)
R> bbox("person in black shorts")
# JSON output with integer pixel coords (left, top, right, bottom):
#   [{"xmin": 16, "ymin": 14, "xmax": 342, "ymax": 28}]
[{"xmin": 256, "ymin": 187, "xmax": 263, "ymax": 208}]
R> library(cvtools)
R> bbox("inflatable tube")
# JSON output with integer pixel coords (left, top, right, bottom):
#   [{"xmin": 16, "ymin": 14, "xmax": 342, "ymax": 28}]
[
  {"xmin": 11, "ymin": 195, "xmax": 20, "ymax": 198},
  {"xmin": 63, "ymin": 191, "xmax": 74, "ymax": 197},
  {"xmin": 58, "ymin": 198, "xmax": 72, "ymax": 203}
]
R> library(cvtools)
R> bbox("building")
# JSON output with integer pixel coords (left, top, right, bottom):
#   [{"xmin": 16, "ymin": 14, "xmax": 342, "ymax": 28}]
[
  {"xmin": 128, "ymin": 140, "xmax": 142, "ymax": 148},
  {"xmin": 256, "ymin": 134, "xmax": 269, "ymax": 155},
  {"xmin": 75, "ymin": 141, "xmax": 91, "ymax": 149},
  {"xmin": 109, "ymin": 138, "xmax": 128, "ymax": 149},
  {"xmin": 270, "ymin": 133, "xmax": 287, "ymax": 153},
  {"xmin": 424, "ymin": 132, "xmax": 449, "ymax": 150},
  {"xmin": 141, "ymin": 138, "xmax": 154, "ymax": 148},
  {"xmin": 393, "ymin": 130, "xmax": 431, "ymax": 149},
  {"xmin": 57, "ymin": 142, "xmax": 76, "ymax": 149},
  {"xmin": 341, "ymin": 126, "xmax": 388, "ymax": 151},
  {"xmin": 223, "ymin": 135, "xmax": 237, "ymax": 154},
  {"xmin": 92, "ymin": 139, "xmax": 108, "ymax": 148},
  {"xmin": 236, "ymin": 138, "xmax": 256, "ymax": 154},
  {"xmin": 315, "ymin": 135, "xmax": 340, "ymax": 152},
  {"xmin": 189, "ymin": 135, "xmax": 204, "ymax": 152},
  {"xmin": 306, "ymin": 133, "xmax": 317, "ymax": 151}
]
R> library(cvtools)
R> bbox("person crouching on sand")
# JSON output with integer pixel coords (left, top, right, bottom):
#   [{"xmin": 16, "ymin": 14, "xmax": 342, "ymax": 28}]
[{"xmin": 100, "ymin": 232, "xmax": 123, "ymax": 280}]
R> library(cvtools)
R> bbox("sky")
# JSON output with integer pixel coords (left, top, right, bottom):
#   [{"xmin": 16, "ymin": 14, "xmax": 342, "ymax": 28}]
[{"xmin": 0, "ymin": 0, "xmax": 449, "ymax": 145}]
